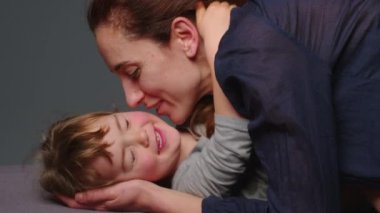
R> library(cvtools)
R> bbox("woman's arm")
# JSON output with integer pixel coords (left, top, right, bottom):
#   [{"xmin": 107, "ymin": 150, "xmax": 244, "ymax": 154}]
[{"xmin": 202, "ymin": 0, "xmax": 340, "ymax": 212}]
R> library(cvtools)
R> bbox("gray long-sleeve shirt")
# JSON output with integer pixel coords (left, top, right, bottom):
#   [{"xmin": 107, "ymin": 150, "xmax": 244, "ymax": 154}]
[{"xmin": 172, "ymin": 115, "xmax": 267, "ymax": 200}]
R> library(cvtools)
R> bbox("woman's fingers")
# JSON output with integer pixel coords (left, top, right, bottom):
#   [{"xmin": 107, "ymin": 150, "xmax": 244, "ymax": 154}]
[
  {"xmin": 55, "ymin": 194, "xmax": 90, "ymax": 209},
  {"xmin": 75, "ymin": 187, "xmax": 117, "ymax": 205}
]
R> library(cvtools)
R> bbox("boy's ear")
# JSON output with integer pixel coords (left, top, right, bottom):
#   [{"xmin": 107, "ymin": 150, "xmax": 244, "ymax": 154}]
[{"xmin": 170, "ymin": 17, "xmax": 199, "ymax": 58}]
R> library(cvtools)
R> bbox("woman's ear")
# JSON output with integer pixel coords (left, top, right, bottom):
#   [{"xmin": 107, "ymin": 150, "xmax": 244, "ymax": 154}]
[{"xmin": 170, "ymin": 17, "xmax": 199, "ymax": 58}]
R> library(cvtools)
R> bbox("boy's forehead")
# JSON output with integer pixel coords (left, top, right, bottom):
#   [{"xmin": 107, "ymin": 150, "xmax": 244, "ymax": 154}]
[{"xmin": 88, "ymin": 116, "xmax": 108, "ymax": 131}]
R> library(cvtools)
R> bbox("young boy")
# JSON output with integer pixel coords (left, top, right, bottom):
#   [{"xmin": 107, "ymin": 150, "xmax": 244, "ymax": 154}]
[{"xmin": 39, "ymin": 104, "xmax": 267, "ymax": 200}]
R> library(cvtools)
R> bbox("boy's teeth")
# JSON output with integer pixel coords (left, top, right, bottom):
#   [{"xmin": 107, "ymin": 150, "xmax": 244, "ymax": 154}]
[{"xmin": 155, "ymin": 132, "xmax": 162, "ymax": 149}]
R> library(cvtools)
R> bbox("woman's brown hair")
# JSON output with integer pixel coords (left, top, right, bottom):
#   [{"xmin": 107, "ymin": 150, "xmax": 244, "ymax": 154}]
[{"xmin": 87, "ymin": 0, "xmax": 247, "ymax": 43}]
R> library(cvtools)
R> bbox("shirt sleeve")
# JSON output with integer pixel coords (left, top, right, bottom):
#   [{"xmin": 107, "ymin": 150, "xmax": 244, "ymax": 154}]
[
  {"xmin": 172, "ymin": 115, "xmax": 251, "ymax": 198},
  {"xmin": 203, "ymin": 1, "xmax": 340, "ymax": 212}
]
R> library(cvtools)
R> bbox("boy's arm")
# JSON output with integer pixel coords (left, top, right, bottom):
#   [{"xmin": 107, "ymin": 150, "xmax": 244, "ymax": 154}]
[
  {"xmin": 196, "ymin": 1, "xmax": 239, "ymax": 118},
  {"xmin": 172, "ymin": 115, "xmax": 251, "ymax": 197}
]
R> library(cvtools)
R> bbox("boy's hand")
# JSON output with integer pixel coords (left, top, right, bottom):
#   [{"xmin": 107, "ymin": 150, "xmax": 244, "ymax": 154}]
[
  {"xmin": 196, "ymin": 1, "xmax": 236, "ymax": 68},
  {"xmin": 196, "ymin": 1, "xmax": 241, "ymax": 118}
]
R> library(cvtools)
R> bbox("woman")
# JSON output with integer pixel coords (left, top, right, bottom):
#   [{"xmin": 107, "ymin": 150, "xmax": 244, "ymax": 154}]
[{"xmin": 62, "ymin": 0, "xmax": 380, "ymax": 212}]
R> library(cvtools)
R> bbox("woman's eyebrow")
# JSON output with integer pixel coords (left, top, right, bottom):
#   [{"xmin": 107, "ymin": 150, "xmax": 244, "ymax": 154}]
[{"xmin": 113, "ymin": 61, "xmax": 129, "ymax": 73}]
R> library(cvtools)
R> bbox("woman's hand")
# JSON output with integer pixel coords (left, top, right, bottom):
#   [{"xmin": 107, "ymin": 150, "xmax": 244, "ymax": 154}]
[
  {"xmin": 57, "ymin": 179, "xmax": 153, "ymax": 212},
  {"xmin": 57, "ymin": 179, "xmax": 203, "ymax": 213},
  {"xmin": 196, "ymin": 1, "xmax": 236, "ymax": 68}
]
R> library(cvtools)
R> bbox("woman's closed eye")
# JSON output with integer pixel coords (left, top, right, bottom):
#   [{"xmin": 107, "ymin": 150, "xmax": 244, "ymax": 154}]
[{"xmin": 126, "ymin": 67, "xmax": 141, "ymax": 80}]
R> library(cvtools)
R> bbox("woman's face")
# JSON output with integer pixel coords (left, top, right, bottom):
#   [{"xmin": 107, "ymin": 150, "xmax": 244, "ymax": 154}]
[
  {"xmin": 95, "ymin": 24, "xmax": 209, "ymax": 124},
  {"xmin": 90, "ymin": 111, "xmax": 182, "ymax": 183}
]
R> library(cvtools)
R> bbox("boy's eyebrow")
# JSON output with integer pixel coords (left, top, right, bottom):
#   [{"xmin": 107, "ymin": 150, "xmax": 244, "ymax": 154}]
[
  {"xmin": 113, "ymin": 115, "xmax": 122, "ymax": 131},
  {"xmin": 113, "ymin": 114, "xmax": 127, "ymax": 172}
]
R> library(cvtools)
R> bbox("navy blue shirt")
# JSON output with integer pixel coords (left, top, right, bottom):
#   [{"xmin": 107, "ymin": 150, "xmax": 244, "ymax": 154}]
[{"xmin": 203, "ymin": 0, "xmax": 380, "ymax": 212}]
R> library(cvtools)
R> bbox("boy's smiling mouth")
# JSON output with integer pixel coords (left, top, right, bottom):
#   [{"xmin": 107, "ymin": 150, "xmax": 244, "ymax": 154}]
[{"xmin": 154, "ymin": 128, "xmax": 165, "ymax": 154}]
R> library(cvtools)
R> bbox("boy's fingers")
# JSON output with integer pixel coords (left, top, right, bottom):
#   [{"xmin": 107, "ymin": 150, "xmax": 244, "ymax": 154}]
[{"xmin": 195, "ymin": 1, "xmax": 206, "ymax": 25}]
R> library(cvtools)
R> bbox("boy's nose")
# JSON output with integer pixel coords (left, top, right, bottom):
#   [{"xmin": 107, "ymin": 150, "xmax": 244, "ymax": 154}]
[
  {"xmin": 133, "ymin": 130, "xmax": 149, "ymax": 147},
  {"xmin": 122, "ymin": 129, "xmax": 149, "ymax": 147}
]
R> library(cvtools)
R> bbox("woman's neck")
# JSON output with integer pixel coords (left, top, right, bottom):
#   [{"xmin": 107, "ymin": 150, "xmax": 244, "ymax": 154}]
[{"xmin": 196, "ymin": 44, "xmax": 213, "ymax": 97}]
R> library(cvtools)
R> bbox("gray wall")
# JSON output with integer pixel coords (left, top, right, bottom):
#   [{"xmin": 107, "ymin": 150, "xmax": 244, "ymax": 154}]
[{"xmin": 0, "ymin": 0, "xmax": 128, "ymax": 165}]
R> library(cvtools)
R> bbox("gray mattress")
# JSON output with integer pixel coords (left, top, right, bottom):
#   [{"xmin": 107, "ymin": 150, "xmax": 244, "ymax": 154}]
[{"xmin": 0, "ymin": 164, "xmax": 140, "ymax": 213}]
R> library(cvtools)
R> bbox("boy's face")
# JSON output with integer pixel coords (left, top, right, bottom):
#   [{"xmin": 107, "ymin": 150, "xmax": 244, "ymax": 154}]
[{"xmin": 90, "ymin": 111, "xmax": 181, "ymax": 183}]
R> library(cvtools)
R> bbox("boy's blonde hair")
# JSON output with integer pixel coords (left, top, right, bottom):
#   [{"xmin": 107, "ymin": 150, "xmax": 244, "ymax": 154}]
[{"xmin": 39, "ymin": 112, "xmax": 114, "ymax": 197}]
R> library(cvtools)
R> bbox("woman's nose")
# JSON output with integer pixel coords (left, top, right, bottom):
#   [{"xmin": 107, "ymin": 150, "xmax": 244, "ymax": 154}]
[
  {"xmin": 121, "ymin": 80, "xmax": 144, "ymax": 108},
  {"xmin": 125, "ymin": 89, "xmax": 144, "ymax": 108}
]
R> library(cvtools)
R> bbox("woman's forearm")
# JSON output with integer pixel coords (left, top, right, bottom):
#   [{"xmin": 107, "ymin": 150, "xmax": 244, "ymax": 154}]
[{"xmin": 143, "ymin": 182, "xmax": 202, "ymax": 213}]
